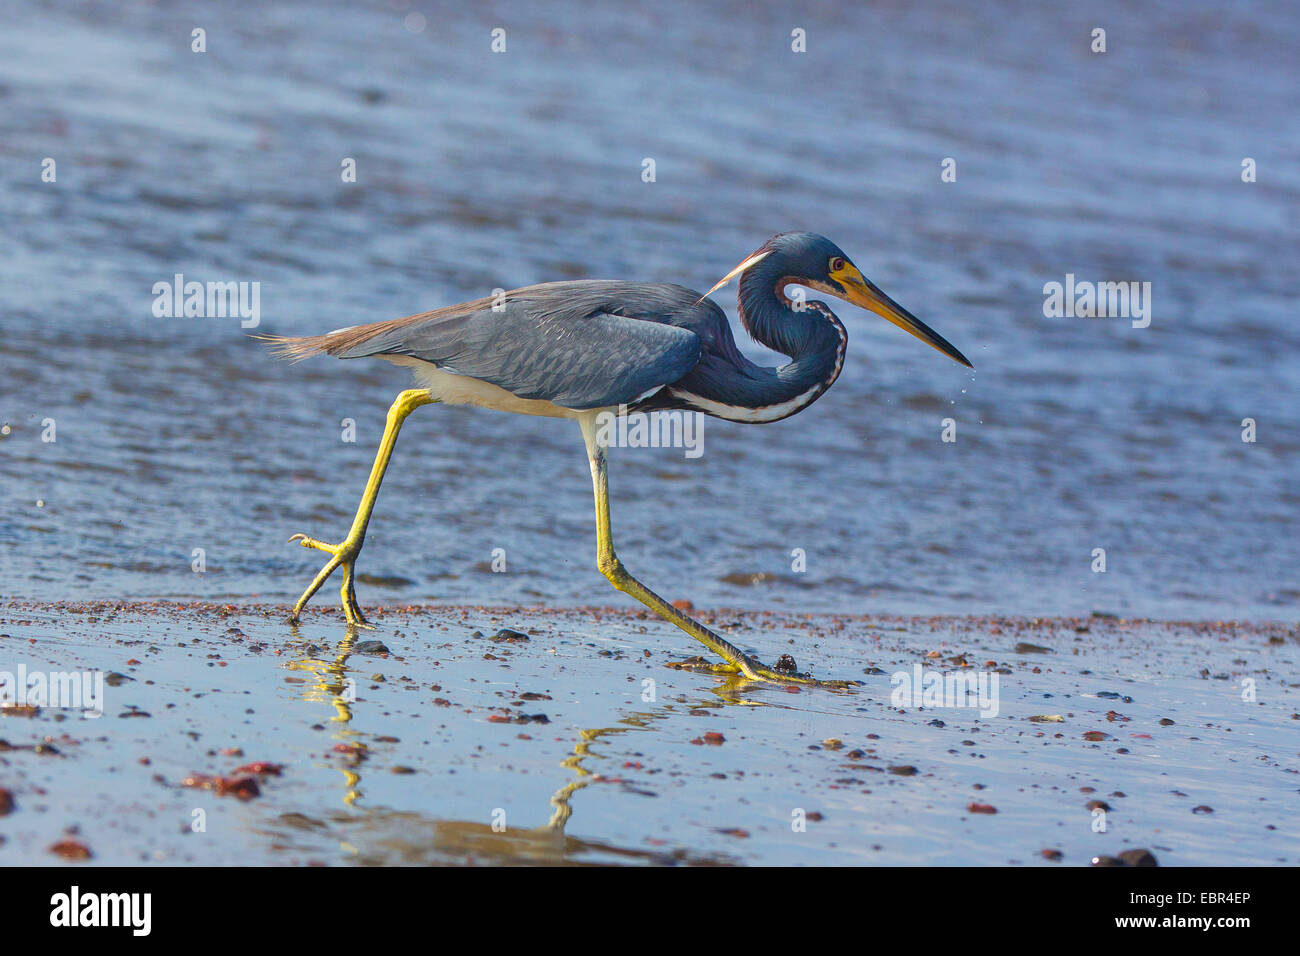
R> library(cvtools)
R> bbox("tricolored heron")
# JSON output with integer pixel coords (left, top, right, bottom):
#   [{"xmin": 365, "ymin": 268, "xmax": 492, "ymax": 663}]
[{"xmin": 267, "ymin": 232, "xmax": 971, "ymax": 685}]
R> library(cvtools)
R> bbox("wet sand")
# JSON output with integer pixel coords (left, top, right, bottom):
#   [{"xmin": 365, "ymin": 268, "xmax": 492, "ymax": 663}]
[{"xmin": 1, "ymin": 600, "xmax": 1294, "ymax": 866}]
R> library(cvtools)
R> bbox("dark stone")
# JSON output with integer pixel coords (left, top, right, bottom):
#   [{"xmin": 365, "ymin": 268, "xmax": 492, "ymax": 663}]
[
  {"xmin": 1119, "ymin": 848, "xmax": 1159, "ymax": 867},
  {"xmin": 1092, "ymin": 848, "xmax": 1158, "ymax": 867}
]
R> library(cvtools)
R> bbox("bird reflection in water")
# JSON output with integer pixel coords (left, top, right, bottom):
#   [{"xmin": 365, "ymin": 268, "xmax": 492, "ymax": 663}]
[{"xmin": 277, "ymin": 623, "xmax": 766, "ymax": 865}]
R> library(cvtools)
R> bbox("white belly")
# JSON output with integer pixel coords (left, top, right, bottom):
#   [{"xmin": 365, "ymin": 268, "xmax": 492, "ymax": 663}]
[{"xmin": 382, "ymin": 356, "xmax": 587, "ymax": 419}]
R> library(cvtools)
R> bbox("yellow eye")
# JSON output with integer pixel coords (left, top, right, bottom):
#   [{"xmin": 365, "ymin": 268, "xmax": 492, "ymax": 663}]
[{"xmin": 830, "ymin": 256, "xmax": 846, "ymax": 272}]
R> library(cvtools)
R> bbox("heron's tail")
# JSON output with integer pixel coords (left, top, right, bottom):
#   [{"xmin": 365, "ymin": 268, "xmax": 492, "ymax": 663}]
[
  {"xmin": 252, "ymin": 330, "xmax": 354, "ymax": 362},
  {"xmin": 254, "ymin": 293, "xmax": 499, "ymax": 362}
]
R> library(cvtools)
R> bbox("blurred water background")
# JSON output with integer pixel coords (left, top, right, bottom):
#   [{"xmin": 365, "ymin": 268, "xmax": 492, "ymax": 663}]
[{"xmin": 2, "ymin": 0, "xmax": 1298, "ymax": 620}]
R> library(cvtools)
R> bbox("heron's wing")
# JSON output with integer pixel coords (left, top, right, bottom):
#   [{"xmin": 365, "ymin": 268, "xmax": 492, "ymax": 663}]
[{"xmin": 274, "ymin": 297, "xmax": 702, "ymax": 410}]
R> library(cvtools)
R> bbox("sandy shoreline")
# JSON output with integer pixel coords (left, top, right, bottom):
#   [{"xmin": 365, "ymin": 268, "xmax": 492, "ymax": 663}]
[
  {"xmin": 1, "ymin": 600, "xmax": 1295, "ymax": 865},
  {"xmin": 5, "ymin": 597, "xmax": 1294, "ymax": 635}
]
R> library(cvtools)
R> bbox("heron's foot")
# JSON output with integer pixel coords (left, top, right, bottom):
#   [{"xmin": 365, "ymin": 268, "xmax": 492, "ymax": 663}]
[
  {"xmin": 286, "ymin": 532, "xmax": 373, "ymax": 629},
  {"xmin": 741, "ymin": 662, "xmax": 860, "ymax": 689},
  {"xmin": 668, "ymin": 653, "xmax": 858, "ymax": 688},
  {"xmin": 666, "ymin": 656, "xmax": 743, "ymax": 675}
]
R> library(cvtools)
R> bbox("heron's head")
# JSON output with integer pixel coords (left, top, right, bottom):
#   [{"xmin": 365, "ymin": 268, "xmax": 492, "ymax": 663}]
[{"xmin": 709, "ymin": 231, "xmax": 973, "ymax": 368}]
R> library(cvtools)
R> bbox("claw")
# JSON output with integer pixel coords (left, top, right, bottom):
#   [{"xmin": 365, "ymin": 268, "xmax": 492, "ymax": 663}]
[
  {"xmin": 287, "ymin": 532, "xmax": 368, "ymax": 626},
  {"xmin": 745, "ymin": 666, "xmax": 860, "ymax": 688},
  {"xmin": 742, "ymin": 655, "xmax": 861, "ymax": 687},
  {"xmin": 667, "ymin": 654, "xmax": 856, "ymax": 688},
  {"xmin": 666, "ymin": 656, "xmax": 742, "ymax": 675},
  {"xmin": 290, "ymin": 533, "xmax": 339, "ymax": 555}
]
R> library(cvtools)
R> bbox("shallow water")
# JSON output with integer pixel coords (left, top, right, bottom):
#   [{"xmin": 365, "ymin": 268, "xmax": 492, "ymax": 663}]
[
  {"xmin": 2, "ymin": 4, "xmax": 1299, "ymax": 627},
  {"xmin": 1, "ymin": 602, "xmax": 1294, "ymax": 866}
]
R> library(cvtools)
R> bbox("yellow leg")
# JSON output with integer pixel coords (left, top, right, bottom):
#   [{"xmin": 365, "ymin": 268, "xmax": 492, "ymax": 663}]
[
  {"xmin": 287, "ymin": 389, "xmax": 436, "ymax": 626},
  {"xmin": 578, "ymin": 415, "xmax": 852, "ymax": 687}
]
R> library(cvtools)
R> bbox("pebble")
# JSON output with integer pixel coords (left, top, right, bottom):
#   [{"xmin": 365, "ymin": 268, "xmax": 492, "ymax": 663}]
[
  {"xmin": 49, "ymin": 839, "xmax": 92, "ymax": 861},
  {"xmin": 1092, "ymin": 848, "xmax": 1158, "ymax": 867}
]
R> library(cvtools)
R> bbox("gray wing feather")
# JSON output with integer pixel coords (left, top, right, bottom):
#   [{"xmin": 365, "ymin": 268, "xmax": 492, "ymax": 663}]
[{"xmin": 334, "ymin": 302, "xmax": 702, "ymax": 410}]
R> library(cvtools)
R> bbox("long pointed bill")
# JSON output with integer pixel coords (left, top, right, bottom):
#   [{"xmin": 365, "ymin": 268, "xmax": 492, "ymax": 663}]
[{"xmin": 830, "ymin": 266, "xmax": 973, "ymax": 368}]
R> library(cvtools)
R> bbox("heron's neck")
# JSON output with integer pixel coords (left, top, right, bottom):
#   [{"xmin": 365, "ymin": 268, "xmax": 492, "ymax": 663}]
[
  {"xmin": 738, "ymin": 259, "xmax": 842, "ymax": 361},
  {"xmin": 705, "ymin": 259, "xmax": 845, "ymax": 421}
]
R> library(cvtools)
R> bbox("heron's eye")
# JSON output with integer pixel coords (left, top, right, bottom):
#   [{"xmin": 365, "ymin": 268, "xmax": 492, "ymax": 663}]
[{"xmin": 830, "ymin": 257, "xmax": 846, "ymax": 272}]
